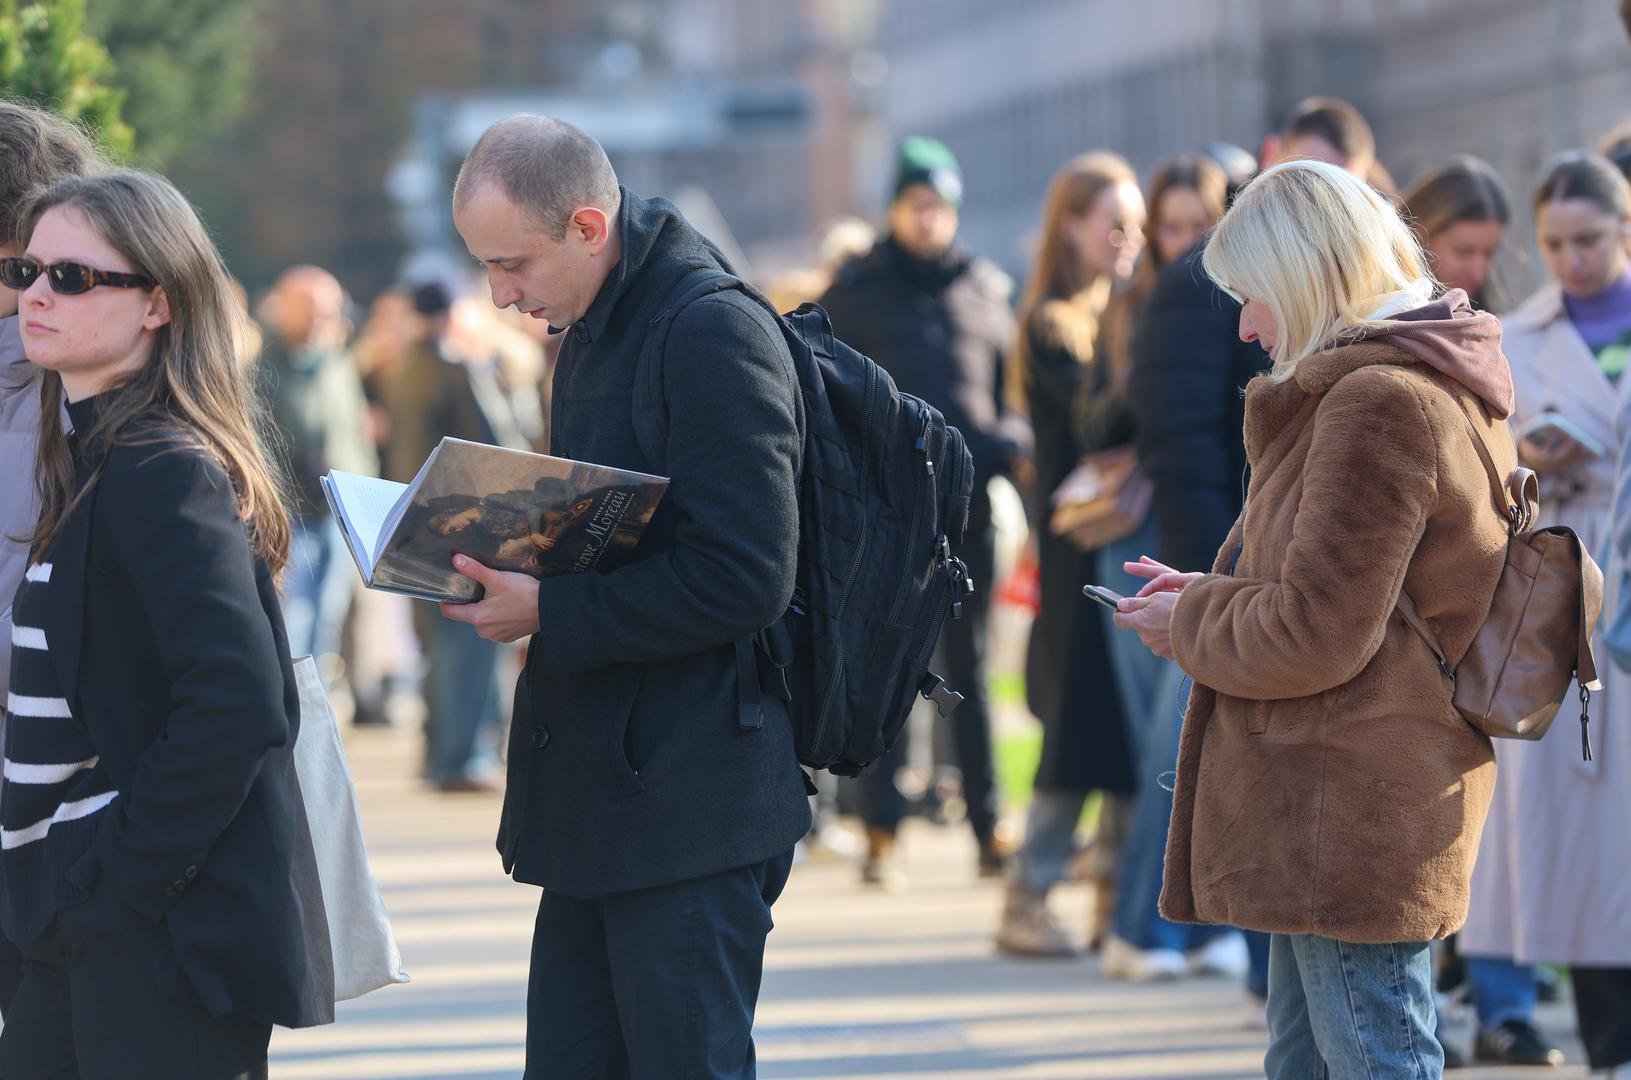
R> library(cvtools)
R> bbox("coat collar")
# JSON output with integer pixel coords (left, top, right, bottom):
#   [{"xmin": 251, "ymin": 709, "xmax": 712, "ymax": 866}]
[
  {"xmin": 33, "ymin": 455, "xmax": 99, "ymax": 721},
  {"xmin": 1242, "ymin": 341, "xmax": 1418, "ymax": 467}
]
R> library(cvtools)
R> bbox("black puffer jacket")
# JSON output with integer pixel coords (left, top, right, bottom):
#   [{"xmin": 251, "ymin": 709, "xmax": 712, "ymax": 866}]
[
  {"xmin": 818, "ymin": 237, "xmax": 1030, "ymax": 524},
  {"xmin": 1129, "ymin": 245, "xmax": 1269, "ymax": 573}
]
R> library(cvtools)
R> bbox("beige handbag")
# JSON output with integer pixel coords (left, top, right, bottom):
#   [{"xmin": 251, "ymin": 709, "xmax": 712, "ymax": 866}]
[
  {"xmin": 1048, "ymin": 446, "xmax": 1154, "ymax": 553},
  {"xmin": 292, "ymin": 657, "xmax": 411, "ymax": 1001},
  {"xmin": 1394, "ymin": 407, "xmax": 1604, "ymax": 760}
]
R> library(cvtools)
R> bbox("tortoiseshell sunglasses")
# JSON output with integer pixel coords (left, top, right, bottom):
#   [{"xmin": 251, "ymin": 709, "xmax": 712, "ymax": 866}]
[{"xmin": 0, "ymin": 255, "xmax": 155, "ymax": 296}]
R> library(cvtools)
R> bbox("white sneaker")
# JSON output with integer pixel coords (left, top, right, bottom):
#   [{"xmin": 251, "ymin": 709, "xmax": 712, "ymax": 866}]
[
  {"xmin": 1189, "ymin": 932, "xmax": 1250, "ymax": 979},
  {"xmin": 1100, "ymin": 934, "xmax": 1187, "ymax": 981}
]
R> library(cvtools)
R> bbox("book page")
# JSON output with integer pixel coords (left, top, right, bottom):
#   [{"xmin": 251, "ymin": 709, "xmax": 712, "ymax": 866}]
[{"xmin": 326, "ymin": 471, "xmax": 409, "ymax": 568}]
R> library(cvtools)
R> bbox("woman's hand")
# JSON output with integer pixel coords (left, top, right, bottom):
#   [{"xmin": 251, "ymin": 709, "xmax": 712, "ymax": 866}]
[
  {"xmin": 1113, "ymin": 590, "xmax": 1182, "ymax": 660},
  {"xmin": 1124, "ymin": 555, "xmax": 1206, "ymax": 598}
]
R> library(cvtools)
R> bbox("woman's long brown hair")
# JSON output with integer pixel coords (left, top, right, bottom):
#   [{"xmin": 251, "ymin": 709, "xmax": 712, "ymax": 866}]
[
  {"xmin": 1100, "ymin": 154, "xmax": 1228, "ymax": 390},
  {"xmin": 1400, "ymin": 154, "xmax": 1510, "ymax": 310},
  {"xmin": 24, "ymin": 170, "xmax": 291, "ymax": 575},
  {"xmin": 1006, "ymin": 152, "xmax": 1136, "ymax": 414}
]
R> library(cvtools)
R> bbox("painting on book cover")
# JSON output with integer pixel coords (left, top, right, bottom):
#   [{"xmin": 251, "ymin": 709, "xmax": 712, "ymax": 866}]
[{"xmin": 373, "ymin": 440, "xmax": 666, "ymax": 602}]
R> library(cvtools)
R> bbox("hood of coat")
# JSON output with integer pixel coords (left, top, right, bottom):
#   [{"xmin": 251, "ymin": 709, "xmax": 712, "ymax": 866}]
[
  {"xmin": 1291, "ymin": 289, "xmax": 1516, "ymax": 420},
  {"xmin": 577, "ymin": 186, "xmax": 738, "ymax": 342}
]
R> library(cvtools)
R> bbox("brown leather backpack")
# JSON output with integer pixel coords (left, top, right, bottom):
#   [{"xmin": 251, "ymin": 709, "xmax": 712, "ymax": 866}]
[{"xmin": 1395, "ymin": 405, "xmax": 1604, "ymax": 761}]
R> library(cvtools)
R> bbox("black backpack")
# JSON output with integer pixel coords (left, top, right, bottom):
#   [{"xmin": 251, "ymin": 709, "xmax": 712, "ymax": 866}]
[{"xmin": 632, "ymin": 267, "xmax": 976, "ymax": 777}]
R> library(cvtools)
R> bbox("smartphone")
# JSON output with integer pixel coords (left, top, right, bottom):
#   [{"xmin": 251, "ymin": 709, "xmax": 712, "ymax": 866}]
[
  {"xmin": 1082, "ymin": 584, "xmax": 1126, "ymax": 611},
  {"xmin": 1517, "ymin": 410, "xmax": 1606, "ymax": 458}
]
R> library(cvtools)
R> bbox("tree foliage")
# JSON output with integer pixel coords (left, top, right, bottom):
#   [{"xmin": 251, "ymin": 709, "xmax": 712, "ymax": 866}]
[
  {"xmin": 86, "ymin": 0, "xmax": 263, "ymax": 166},
  {"xmin": 0, "ymin": 0, "xmax": 133, "ymax": 157}
]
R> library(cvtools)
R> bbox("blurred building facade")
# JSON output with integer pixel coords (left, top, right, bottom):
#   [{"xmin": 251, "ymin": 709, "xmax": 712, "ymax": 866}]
[
  {"xmin": 864, "ymin": 0, "xmax": 1630, "ymax": 288},
  {"xmin": 385, "ymin": 0, "xmax": 1627, "ymax": 296}
]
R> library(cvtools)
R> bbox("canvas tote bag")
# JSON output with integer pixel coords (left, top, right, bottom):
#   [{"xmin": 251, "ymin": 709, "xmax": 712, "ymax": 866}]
[{"xmin": 292, "ymin": 657, "xmax": 410, "ymax": 1001}]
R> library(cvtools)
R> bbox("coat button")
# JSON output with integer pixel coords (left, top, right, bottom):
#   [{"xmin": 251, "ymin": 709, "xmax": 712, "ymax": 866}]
[
  {"xmin": 532, "ymin": 725, "xmax": 551, "ymax": 749},
  {"xmin": 574, "ymin": 322, "xmax": 590, "ymax": 343},
  {"xmin": 184, "ymin": 866, "xmax": 198, "ymax": 879}
]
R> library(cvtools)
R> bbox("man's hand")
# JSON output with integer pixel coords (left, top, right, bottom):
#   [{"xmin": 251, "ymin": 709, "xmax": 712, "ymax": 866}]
[{"xmin": 438, "ymin": 555, "xmax": 541, "ymax": 643}]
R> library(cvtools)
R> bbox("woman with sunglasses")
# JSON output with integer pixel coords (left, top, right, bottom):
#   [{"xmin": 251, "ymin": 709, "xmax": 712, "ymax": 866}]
[{"xmin": 0, "ymin": 170, "xmax": 333, "ymax": 1078}]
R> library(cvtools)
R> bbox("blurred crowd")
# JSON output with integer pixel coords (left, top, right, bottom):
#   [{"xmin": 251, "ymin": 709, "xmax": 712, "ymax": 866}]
[{"xmin": 252, "ymin": 88, "xmax": 1631, "ymax": 1074}]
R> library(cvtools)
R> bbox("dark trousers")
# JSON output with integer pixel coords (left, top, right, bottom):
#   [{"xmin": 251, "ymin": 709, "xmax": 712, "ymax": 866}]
[
  {"xmin": 860, "ymin": 523, "xmax": 998, "ymax": 841},
  {"xmin": 0, "ymin": 917, "xmax": 270, "ymax": 1080},
  {"xmin": 525, "ymin": 849, "xmax": 795, "ymax": 1079},
  {"xmin": 1571, "ymin": 965, "xmax": 1631, "ymax": 1069}
]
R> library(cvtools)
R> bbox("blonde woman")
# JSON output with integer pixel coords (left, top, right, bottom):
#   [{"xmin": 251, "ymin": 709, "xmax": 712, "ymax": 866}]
[
  {"xmin": 1115, "ymin": 159, "xmax": 1516, "ymax": 1077},
  {"xmin": 0, "ymin": 170, "xmax": 332, "ymax": 1076}
]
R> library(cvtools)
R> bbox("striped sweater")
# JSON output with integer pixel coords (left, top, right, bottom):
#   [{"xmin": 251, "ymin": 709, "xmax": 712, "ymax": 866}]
[{"xmin": 1, "ymin": 558, "xmax": 119, "ymax": 941}]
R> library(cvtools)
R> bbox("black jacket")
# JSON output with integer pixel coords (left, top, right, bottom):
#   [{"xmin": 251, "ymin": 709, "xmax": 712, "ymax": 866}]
[
  {"xmin": 1018, "ymin": 304, "xmax": 1135, "ymax": 794},
  {"xmin": 818, "ymin": 237, "xmax": 1028, "ymax": 524},
  {"xmin": 502, "ymin": 188, "xmax": 812, "ymax": 898},
  {"xmin": 34, "ymin": 398, "xmax": 333, "ymax": 1028},
  {"xmin": 1129, "ymin": 246, "xmax": 1270, "ymax": 572}
]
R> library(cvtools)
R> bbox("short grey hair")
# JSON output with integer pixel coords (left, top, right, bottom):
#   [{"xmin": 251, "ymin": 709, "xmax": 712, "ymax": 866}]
[{"xmin": 453, "ymin": 115, "xmax": 621, "ymax": 238}]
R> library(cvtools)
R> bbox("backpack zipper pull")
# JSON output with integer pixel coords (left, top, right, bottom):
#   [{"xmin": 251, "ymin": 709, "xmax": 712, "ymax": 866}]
[{"xmin": 1581, "ymin": 684, "xmax": 1594, "ymax": 762}]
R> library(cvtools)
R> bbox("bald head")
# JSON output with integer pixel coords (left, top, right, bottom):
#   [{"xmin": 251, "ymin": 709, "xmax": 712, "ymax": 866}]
[
  {"xmin": 267, "ymin": 264, "xmax": 346, "ymax": 347},
  {"xmin": 454, "ymin": 115, "xmax": 621, "ymax": 239}
]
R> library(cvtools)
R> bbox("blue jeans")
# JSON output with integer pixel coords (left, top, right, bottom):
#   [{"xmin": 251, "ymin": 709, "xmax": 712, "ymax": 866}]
[
  {"xmin": 282, "ymin": 515, "xmax": 355, "ymax": 663},
  {"xmin": 1266, "ymin": 934, "xmax": 1444, "ymax": 1079},
  {"xmin": 1466, "ymin": 955, "xmax": 1538, "ymax": 1032},
  {"xmin": 1110, "ymin": 654, "xmax": 1229, "ymax": 952},
  {"xmin": 416, "ymin": 608, "xmax": 502, "ymax": 783},
  {"xmin": 1013, "ymin": 788, "xmax": 1089, "ymax": 893}
]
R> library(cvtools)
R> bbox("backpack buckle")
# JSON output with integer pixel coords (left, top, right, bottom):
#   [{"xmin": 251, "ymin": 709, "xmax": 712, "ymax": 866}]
[{"xmin": 918, "ymin": 673, "xmax": 964, "ymax": 717}]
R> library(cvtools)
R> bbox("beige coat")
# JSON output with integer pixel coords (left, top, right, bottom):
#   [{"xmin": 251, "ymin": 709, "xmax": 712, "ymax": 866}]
[
  {"xmin": 1160, "ymin": 340, "xmax": 1514, "ymax": 944},
  {"xmin": 1459, "ymin": 284, "xmax": 1631, "ymax": 965}
]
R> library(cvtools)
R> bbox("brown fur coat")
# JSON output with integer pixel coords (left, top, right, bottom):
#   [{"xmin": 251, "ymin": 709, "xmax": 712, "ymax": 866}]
[{"xmin": 1160, "ymin": 340, "xmax": 1515, "ymax": 943}]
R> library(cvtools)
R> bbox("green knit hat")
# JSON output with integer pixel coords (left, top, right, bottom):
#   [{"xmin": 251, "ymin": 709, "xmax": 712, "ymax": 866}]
[{"xmin": 892, "ymin": 135, "xmax": 963, "ymax": 207}]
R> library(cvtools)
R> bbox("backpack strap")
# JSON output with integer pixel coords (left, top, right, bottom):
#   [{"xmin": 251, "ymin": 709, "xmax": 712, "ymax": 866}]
[
  {"xmin": 631, "ymin": 266, "xmax": 780, "ymax": 734},
  {"xmin": 631, "ymin": 266, "xmax": 742, "ymax": 472}
]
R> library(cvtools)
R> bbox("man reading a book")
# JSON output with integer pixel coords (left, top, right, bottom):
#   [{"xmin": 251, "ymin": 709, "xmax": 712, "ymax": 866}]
[{"xmin": 441, "ymin": 114, "xmax": 810, "ymax": 1079}]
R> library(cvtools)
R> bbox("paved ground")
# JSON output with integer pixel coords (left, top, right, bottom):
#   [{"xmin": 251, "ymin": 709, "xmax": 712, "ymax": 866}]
[{"xmin": 269, "ymin": 722, "xmax": 1589, "ymax": 1079}]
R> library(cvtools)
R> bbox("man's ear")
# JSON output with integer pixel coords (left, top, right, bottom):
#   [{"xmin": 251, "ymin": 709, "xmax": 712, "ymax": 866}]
[
  {"xmin": 570, "ymin": 207, "xmax": 612, "ymax": 251},
  {"xmin": 1258, "ymin": 134, "xmax": 1282, "ymax": 170},
  {"xmin": 144, "ymin": 284, "xmax": 172, "ymax": 330}
]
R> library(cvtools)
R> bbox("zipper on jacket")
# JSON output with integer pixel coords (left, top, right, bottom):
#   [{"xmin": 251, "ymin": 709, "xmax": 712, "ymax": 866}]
[
  {"xmin": 887, "ymin": 405, "xmax": 934, "ymax": 624},
  {"xmin": 809, "ymin": 362, "xmax": 878, "ymax": 754}
]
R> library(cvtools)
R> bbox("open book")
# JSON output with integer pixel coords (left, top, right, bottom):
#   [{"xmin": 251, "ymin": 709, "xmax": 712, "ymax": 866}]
[{"xmin": 321, "ymin": 438, "xmax": 668, "ymax": 603}]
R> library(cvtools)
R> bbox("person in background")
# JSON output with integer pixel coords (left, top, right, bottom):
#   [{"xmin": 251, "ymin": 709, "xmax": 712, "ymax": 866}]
[
  {"xmin": 257, "ymin": 266, "xmax": 378, "ymax": 674},
  {"xmin": 1401, "ymin": 154, "xmax": 1550, "ymax": 1068},
  {"xmin": 1463, "ymin": 151, "xmax": 1631, "ymax": 1079},
  {"xmin": 993, "ymin": 151, "xmax": 1142, "ymax": 956},
  {"xmin": 379, "ymin": 280, "xmax": 510, "ymax": 792},
  {"xmin": 1403, "ymin": 155, "xmax": 1511, "ymax": 312},
  {"xmin": 1118, "ymin": 157, "xmax": 1517, "ymax": 1079},
  {"xmin": 1088, "ymin": 154, "xmax": 1250, "ymax": 984},
  {"xmin": 0, "ymin": 95, "xmax": 101, "ymax": 1023},
  {"xmin": 819, "ymin": 136, "xmax": 1030, "ymax": 887},
  {"xmin": 0, "ymin": 167, "xmax": 333, "ymax": 1077}
]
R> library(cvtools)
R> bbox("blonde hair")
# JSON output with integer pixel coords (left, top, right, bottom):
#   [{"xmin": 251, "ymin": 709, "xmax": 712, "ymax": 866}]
[
  {"xmin": 1007, "ymin": 151, "xmax": 1137, "ymax": 413},
  {"xmin": 1202, "ymin": 159, "xmax": 1430, "ymax": 379},
  {"xmin": 23, "ymin": 170, "xmax": 292, "ymax": 575}
]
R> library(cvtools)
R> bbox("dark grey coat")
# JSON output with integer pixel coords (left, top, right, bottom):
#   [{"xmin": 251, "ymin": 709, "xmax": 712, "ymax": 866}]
[{"xmin": 499, "ymin": 188, "xmax": 812, "ymax": 898}]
